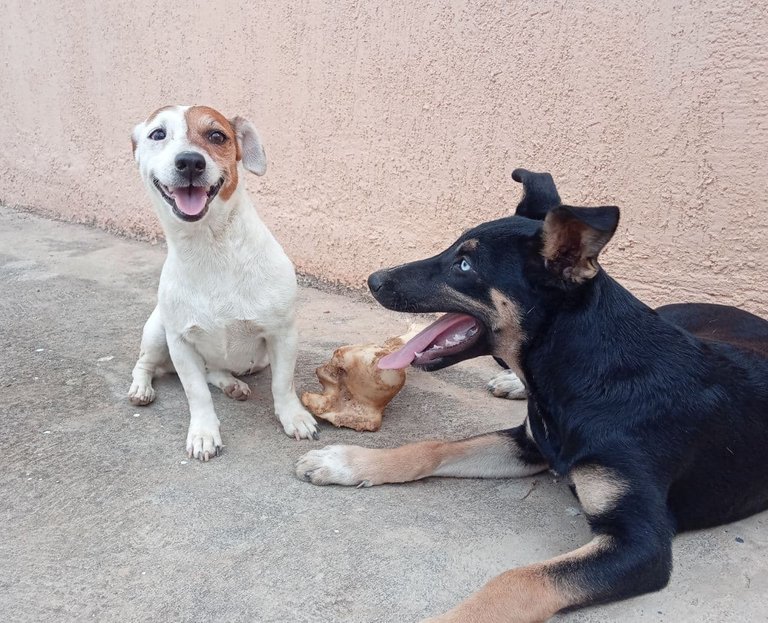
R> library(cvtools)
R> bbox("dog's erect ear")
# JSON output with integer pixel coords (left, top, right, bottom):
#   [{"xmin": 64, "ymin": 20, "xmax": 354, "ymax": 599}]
[
  {"xmin": 231, "ymin": 116, "xmax": 267, "ymax": 176},
  {"xmin": 541, "ymin": 205, "xmax": 620, "ymax": 283},
  {"xmin": 512, "ymin": 168, "xmax": 561, "ymax": 220}
]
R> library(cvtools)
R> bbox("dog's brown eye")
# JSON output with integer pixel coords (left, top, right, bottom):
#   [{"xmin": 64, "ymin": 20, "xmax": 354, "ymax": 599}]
[
  {"xmin": 148, "ymin": 128, "xmax": 166, "ymax": 141},
  {"xmin": 208, "ymin": 131, "xmax": 226, "ymax": 145}
]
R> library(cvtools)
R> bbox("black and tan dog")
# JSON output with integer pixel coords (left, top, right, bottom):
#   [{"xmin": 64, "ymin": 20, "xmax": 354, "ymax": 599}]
[{"xmin": 297, "ymin": 170, "xmax": 768, "ymax": 622}]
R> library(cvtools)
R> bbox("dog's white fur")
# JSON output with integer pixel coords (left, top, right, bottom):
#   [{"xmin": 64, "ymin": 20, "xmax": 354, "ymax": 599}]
[
  {"xmin": 487, "ymin": 369, "xmax": 527, "ymax": 400},
  {"xmin": 128, "ymin": 105, "xmax": 317, "ymax": 459}
]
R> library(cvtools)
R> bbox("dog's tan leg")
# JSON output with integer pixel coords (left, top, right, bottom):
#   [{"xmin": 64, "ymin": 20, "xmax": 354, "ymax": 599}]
[
  {"xmin": 421, "ymin": 465, "xmax": 674, "ymax": 622},
  {"xmin": 421, "ymin": 540, "xmax": 604, "ymax": 623},
  {"xmin": 296, "ymin": 426, "xmax": 546, "ymax": 486}
]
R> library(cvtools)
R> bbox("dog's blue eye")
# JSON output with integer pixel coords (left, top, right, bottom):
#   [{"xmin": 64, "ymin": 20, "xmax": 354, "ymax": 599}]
[
  {"xmin": 148, "ymin": 128, "xmax": 166, "ymax": 141},
  {"xmin": 460, "ymin": 258, "xmax": 472, "ymax": 272}
]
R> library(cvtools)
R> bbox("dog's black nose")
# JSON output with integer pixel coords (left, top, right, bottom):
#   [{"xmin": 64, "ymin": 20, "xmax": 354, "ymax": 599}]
[
  {"xmin": 175, "ymin": 151, "xmax": 206, "ymax": 181},
  {"xmin": 368, "ymin": 270, "xmax": 387, "ymax": 293}
]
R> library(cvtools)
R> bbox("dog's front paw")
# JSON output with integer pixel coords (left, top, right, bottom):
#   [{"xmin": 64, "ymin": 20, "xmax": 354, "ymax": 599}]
[
  {"xmin": 296, "ymin": 445, "xmax": 368, "ymax": 486},
  {"xmin": 128, "ymin": 379, "xmax": 156, "ymax": 406},
  {"xmin": 279, "ymin": 407, "xmax": 319, "ymax": 441},
  {"xmin": 186, "ymin": 422, "xmax": 223, "ymax": 461},
  {"xmin": 487, "ymin": 369, "xmax": 527, "ymax": 400}
]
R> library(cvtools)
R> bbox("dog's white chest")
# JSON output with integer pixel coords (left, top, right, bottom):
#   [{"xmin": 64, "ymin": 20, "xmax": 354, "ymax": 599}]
[{"xmin": 184, "ymin": 319, "xmax": 268, "ymax": 374}]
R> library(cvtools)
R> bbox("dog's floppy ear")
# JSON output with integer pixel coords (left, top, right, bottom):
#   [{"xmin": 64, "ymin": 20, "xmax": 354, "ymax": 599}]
[
  {"xmin": 512, "ymin": 168, "xmax": 561, "ymax": 220},
  {"xmin": 231, "ymin": 116, "xmax": 267, "ymax": 176},
  {"xmin": 541, "ymin": 205, "xmax": 620, "ymax": 283}
]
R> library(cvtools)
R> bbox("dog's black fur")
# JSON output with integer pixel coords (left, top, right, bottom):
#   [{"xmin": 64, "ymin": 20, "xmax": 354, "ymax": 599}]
[{"xmin": 367, "ymin": 170, "xmax": 768, "ymax": 614}]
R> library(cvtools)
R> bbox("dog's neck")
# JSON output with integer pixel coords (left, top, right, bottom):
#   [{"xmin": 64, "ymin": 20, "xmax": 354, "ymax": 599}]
[
  {"xmin": 519, "ymin": 273, "xmax": 657, "ymax": 469},
  {"xmin": 521, "ymin": 271, "xmax": 688, "ymax": 406},
  {"xmin": 524, "ymin": 269, "xmax": 711, "ymax": 440}
]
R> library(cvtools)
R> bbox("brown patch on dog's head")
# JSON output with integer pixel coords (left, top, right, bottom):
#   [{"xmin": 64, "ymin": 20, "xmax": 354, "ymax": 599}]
[
  {"xmin": 458, "ymin": 238, "xmax": 479, "ymax": 253},
  {"xmin": 542, "ymin": 205, "xmax": 620, "ymax": 283},
  {"xmin": 185, "ymin": 106, "xmax": 240, "ymax": 201}
]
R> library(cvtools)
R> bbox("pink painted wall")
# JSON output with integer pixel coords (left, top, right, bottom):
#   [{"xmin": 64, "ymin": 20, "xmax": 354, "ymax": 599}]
[{"xmin": 1, "ymin": 1, "xmax": 766, "ymax": 314}]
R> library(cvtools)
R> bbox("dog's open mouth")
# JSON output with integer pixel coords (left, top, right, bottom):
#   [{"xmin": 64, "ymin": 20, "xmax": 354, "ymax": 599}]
[
  {"xmin": 378, "ymin": 313, "xmax": 484, "ymax": 370},
  {"xmin": 153, "ymin": 178, "xmax": 224, "ymax": 222}
]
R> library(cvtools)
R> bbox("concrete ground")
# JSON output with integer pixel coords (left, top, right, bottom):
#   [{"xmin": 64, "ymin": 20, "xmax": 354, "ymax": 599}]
[{"xmin": 1, "ymin": 206, "xmax": 766, "ymax": 623}]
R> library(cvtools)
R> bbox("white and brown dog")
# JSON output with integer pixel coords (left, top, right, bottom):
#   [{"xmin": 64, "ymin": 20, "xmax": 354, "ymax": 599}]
[{"xmin": 128, "ymin": 105, "xmax": 318, "ymax": 460}]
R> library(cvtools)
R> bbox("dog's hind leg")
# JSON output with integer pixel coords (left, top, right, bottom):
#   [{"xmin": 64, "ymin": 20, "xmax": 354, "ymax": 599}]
[
  {"xmin": 297, "ymin": 426, "xmax": 546, "ymax": 487},
  {"xmin": 128, "ymin": 306, "xmax": 170, "ymax": 406},
  {"xmin": 206, "ymin": 369, "xmax": 252, "ymax": 401},
  {"xmin": 421, "ymin": 464, "xmax": 674, "ymax": 622}
]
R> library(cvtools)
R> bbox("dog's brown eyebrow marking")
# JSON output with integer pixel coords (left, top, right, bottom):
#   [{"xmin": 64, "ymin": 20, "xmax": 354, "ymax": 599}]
[
  {"xmin": 458, "ymin": 239, "xmax": 479, "ymax": 253},
  {"xmin": 204, "ymin": 118, "xmax": 230, "ymax": 134}
]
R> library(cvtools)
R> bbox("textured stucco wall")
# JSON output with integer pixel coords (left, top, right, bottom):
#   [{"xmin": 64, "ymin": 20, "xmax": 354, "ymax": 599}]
[{"xmin": 1, "ymin": 1, "xmax": 766, "ymax": 314}]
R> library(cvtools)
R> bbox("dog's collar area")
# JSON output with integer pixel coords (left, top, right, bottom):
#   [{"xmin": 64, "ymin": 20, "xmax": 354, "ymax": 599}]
[{"xmin": 152, "ymin": 177, "xmax": 224, "ymax": 223}]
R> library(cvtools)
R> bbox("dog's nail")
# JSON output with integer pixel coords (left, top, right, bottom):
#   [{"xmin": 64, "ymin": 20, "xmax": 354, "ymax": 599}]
[
  {"xmin": 303, "ymin": 470, "xmax": 313, "ymax": 481},
  {"xmin": 215, "ymin": 447, "xmax": 221, "ymax": 457},
  {"xmin": 294, "ymin": 431, "xmax": 301, "ymax": 441},
  {"xmin": 312, "ymin": 431, "xmax": 320, "ymax": 440}
]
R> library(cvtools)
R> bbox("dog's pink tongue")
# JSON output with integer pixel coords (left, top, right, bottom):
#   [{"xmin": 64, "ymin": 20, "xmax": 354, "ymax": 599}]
[
  {"xmin": 378, "ymin": 313, "xmax": 475, "ymax": 369},
  {"xmin": 170, "ymin": 186, "xmax": 208, "ymax": 216}
]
